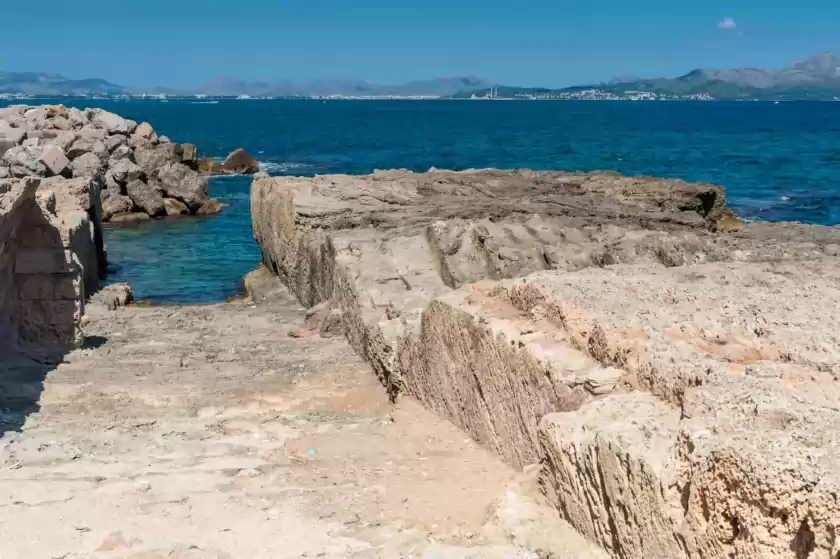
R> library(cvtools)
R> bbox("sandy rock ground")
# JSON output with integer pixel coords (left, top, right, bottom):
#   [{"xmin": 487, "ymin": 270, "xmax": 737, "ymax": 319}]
[{"xmin": 0, "ymin": 281, "xmax": 604, "ymax": 559}]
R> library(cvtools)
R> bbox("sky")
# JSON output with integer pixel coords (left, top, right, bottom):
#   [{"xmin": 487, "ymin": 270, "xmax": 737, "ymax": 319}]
[{"xmin": 2, "ymin": 0, "xmax": 840, "ymax": 88}]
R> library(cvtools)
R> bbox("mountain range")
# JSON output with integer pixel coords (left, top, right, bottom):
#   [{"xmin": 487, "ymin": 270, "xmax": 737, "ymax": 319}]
[
  {"xmin": 2, "ymin": 53, "xmax": 840, "ymax": 100},
  {"xmin": 474, "ymin": 52, "xmax": 840, "ymax": 101}
]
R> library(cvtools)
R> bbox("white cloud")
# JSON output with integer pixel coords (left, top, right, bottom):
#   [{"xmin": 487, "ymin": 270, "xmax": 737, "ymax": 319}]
[{"xmin": 718, "ymin": 17, "xmax": 737, "ymax": 30}]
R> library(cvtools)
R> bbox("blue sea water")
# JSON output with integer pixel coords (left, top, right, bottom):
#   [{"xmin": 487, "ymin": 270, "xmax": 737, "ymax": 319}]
[{"xmin": 4, "ymin": 99, "xmax": 840, "ymax": 303}]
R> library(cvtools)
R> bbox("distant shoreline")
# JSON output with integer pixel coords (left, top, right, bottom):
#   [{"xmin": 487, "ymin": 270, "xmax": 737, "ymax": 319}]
[{"xmin": 2, "ymin": 95, "xmax": 840, "ymax": 103}]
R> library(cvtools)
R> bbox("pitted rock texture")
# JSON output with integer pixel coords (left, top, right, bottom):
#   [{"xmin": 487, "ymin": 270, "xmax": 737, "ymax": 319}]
[
  {"xmin": 0, "ymin": 104, "xmax": 210, "ymax": 222},
  {"xmin": 252, "ymin": 169, "xmax": 840, "ymax": 558}
]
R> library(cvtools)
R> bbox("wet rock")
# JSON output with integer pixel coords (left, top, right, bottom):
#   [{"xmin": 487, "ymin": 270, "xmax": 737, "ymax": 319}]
[
  {"xmin": 196, "ymin": 197, "xmax": 223, "ymax": 215},
  {"xmin": 163, "ymin": 197, "xmax": 189, "ymax": 216},
  {"xmin": 197, "ymin": 158, "xmax": 223, "ymax": 174},
  {"xmin": 109, "ymin": 212, "xmax": 151, "ymax": 223},
  {"xmin": 222, "ymin": 148, "xmax": 259, "ymax": 174}
]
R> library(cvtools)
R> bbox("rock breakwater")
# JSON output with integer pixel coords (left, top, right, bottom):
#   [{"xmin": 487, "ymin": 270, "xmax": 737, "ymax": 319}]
[
  {"xmin": 0, "ymin": 104, "xmax": 219, "ymax": 222},
  {"xmin": 251, "ymin": 168, "xmax": 840, "ymax": 558}
]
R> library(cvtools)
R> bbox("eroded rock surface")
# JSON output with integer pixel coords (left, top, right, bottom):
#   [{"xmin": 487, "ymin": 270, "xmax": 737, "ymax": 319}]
[
  {"xmin": 0, "ymin": 280, "xmax": 604, "ymax": 559},
  {"xmin": 251, "ymin": 168, "xmax": 840, "ymax": 558},
  {"xmin": 0, "ymin": 105, "xmax": 213, "ymax": 222}
]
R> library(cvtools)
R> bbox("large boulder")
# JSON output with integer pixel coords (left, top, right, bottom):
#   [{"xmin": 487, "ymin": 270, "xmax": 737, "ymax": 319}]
[
  {"xmin": 2, "ymin": 145, "xmax": 47, "ymax": 177},
  {"xmin": 105, "ymin": 134, "xmax": 126, "ymax": 153},
  {"xmin": 134, "ymin": 143, "xmax": 180, "ymax": 176},
  {"xmin": 70, "ymin": 152, "xmax": 103, "ymax": 178},
  {"xmin": 66, "ymin": 136, "xmax": 98, "ymax": 159},
  {"xmin": 101, "ymin": 193, "xmax": 134, "ymax": 221},
  {"xmin": 39, "ymin": 145, "xmax": 69, "ymax": 177},
  {"xmin": 89, "ymin": 109, "xmax": 134, "ymax": 135},
  {"xmin": 0, "ymin": 125, "xmax": 27, "ymax": 145},
  {"xmin": 110, "ymin": 158, "xmax": 143, "ymax": 184},
  {"xmin": 222, "ymin": 148, "xmax": 259, "ymax": 174},
  {"xmin": 155, "ymin": 162, "xmax": 207, "ymax": 210},
  {"xmin": 126, "ymin": 179, "xmax": 165, "ymax": 217},
  {"xmin": 132, "ymin": 122, "xmax": 157, "ymax": 143}
]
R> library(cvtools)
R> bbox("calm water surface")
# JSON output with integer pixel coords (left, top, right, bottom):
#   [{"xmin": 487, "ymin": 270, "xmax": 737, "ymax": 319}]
[{"xmin": 4, "ymin": 99, "xmax": 840, "ymax": 302}]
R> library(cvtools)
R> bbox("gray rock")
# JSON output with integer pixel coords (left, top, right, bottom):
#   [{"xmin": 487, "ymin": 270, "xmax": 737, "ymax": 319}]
[
  {"xmin": 78, "ymin": 126, "xmax": 107, "ymax": 141},
  {"xmin": 51, "ymin": 130, "xmax": 78, "ymax": 152},
  {"xmin": 155, "ymin": 162, "xmax": 207, "ymax": 210},
  {"xmin": 92, "ymin": 140, "xmax": 110, "ymax": 162},
  {"xmin": 2, "ymin": 145, "xmax": 47, "ymax": 177},
  {"xmin": 0, "ymin": 125, "xmax": 27, "ymax": 145},
  {"xmin": 159, "ymin": 135, "xmax": 171, "ymax": 143},
  {"xmin": 0, "ymin": 165, "xmax": 10, "ymax": 179},
  {"xmin": 89, "ymin": 109, "xmax": 133, "ymax": 135},
  {"xmin": 110, "ymin": 159, "xmax": 143, "ymax": 184},
  {"xmin": 23, "ymin": 107, "xmax": 48, "ymax": 130},
  {"xmin": 105, "ymin": 134, "xmax": 126, "ymax": 153},
  {"xmin": 70, "ymin": 152, "xmax": 103, "ymax": 178},
  {"xmin": 103, "ymin": 170, "xmax": 121, "ymax": 192},
  {"xmin": 101, "ymin": 193, "xmax": 135, "ymax": 221},
  {"xmin": 22, "ymin": 137, "xmax": 42, "ymax": 148},
  {"xmin": 39, "ymin": 145, "xmax": 70, "ymax": 176},
  {"xmin": 0, "ymin": 139, "xmax": 15, "ymax": 158},
  {"xmin": 51, "ymin": 115, "xmax": 72, "ymax": 131},
  {"xmin": 67, "ymin": 107, "xmax": 86, "ymax": 128},
  {"xmin": 126, "ymin": 179, "xmax": 165, "ymax": 217},
  {"xmin": 134, "ymin": 144, "xmax": 180, "ymax": 177},
  {"xmin": 67, "ymin": 136, "xmax": 97, "ymax": 159},
  {"xmin": 163, "ymin": 197, "xmax": 189, "ymax": 216},
  {"xmin": 110, "ymin": 144, "xmax": 133, "ymax": 162},
  {"xmin": 181, "ymin": 143, "xmax": 197, "ymax": 165}
]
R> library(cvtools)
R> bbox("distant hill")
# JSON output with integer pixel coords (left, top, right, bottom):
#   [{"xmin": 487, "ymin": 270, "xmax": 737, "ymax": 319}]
[
  {"xmin": 0, "ymin": 72, "xmax": 124, "ymax": 96},
  {"xmin": 197, "ymin": 76, "xmax": 489, "ymax": 98},
  {"xmin": 453, "ymin": 53, "xmax": 840, "ymax": 101},
  {"xmin": 5, "ymin": 53, "xmax": 840, "ymax": 100}
]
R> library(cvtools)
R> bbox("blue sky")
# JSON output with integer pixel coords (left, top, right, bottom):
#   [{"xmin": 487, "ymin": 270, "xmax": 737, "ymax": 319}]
[{"xmin": 2, "ymin": 0, "xmax": 839, "ymax": 88}]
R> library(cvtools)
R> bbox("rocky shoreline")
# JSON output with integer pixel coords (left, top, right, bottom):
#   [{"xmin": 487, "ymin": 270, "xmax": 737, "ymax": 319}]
[
  {"xmin": 251, "ymin": 169, "xmax": 840, "ymax": 558},
  {"xmin": 4, "ymin": 102, "xmax": 840, "ymax": 557}
]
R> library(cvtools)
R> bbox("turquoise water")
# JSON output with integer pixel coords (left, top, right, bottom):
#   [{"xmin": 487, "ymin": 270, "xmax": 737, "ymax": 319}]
[{"xmin": 4, "ymin": 99, "xmax": 840, "ymax": 303}]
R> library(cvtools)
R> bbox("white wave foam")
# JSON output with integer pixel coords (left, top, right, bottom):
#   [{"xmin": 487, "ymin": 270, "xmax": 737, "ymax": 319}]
[{"xmin": 259, "ymin": 161, "xmax": 314, "ymax": 174}]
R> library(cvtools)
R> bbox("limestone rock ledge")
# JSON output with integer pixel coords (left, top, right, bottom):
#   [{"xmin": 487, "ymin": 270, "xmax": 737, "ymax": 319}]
[{"xmin": 251, "ymin": 168, "xmax": 840, "ymax": 558}]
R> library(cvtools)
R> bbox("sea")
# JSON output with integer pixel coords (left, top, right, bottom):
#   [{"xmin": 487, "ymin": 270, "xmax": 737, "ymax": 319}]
[{"xmin": 4, "ymin": 99, "xmax": 840, "ymax": 303}]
